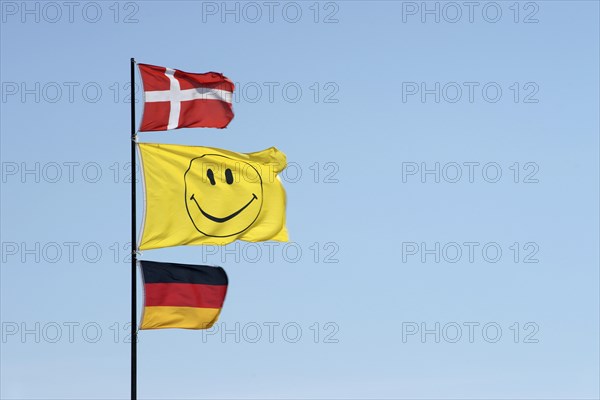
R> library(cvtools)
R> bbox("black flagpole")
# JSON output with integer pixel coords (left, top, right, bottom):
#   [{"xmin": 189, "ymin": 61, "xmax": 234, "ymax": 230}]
[{"xmin": 130, "ymin": 57, "xmax": 137, "ymax": 400}]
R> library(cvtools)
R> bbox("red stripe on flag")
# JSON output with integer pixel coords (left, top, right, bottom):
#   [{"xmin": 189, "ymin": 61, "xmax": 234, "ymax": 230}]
[
  {"xmin": 179, "ymin": 99, "xmax": 234, "ymax": 129},
  {"xmin": 144, "ymin": 283, "xmax": 227, "ymax": 308},
  {"xmin": 140, "ymin": 102, "xmax": 170, "ymax": 131},
  {"xmin": 138, "ymin": 64, "xmax": 169, "ymax": 91},
  {"xmin": 174, "ymin": 70, "xmax": 234, "ymax": 92}
]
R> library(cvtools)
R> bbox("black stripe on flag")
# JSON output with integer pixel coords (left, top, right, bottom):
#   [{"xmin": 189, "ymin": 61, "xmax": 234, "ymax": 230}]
[{"xmin": 140, "ymin": 260, "xmax": 228, "ymax": 285}]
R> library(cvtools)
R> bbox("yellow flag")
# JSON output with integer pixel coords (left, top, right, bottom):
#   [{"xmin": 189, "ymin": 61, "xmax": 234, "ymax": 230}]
[{"xmin": 138, "ymin": 142, "xmax": 288, "ymax": 250}]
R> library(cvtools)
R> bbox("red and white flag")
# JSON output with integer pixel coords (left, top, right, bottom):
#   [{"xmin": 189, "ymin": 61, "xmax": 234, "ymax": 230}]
[{"xmin": 138, "ymin": 63, "xmax": 234, "ymax": 131}]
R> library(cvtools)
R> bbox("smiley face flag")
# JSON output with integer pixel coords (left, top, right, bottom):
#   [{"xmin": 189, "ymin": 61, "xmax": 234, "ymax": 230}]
[{"xmin": 138, "ymin": 142, "xmax": 288, "ymax": 250}]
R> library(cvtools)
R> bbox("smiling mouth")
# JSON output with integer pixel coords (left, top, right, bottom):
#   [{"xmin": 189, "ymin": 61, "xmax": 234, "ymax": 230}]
[{"xmin": 190, "ymin": 193, "xmax": 258, "ymax": 223}]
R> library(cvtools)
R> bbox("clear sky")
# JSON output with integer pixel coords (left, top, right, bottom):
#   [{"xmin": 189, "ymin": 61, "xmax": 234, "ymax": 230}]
[{"xmin": 1, "ymin": 1, "xmax": 599, "ymax": 399}]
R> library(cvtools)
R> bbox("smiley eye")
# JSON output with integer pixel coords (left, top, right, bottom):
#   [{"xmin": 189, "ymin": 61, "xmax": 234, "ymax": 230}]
[
  {"xmin": 207, "ymin": 169, "xmax": 216, "ymax": 185},
  {"xmin": 225, "ymin": 168, "xmax": 234, "ymax": 185}
]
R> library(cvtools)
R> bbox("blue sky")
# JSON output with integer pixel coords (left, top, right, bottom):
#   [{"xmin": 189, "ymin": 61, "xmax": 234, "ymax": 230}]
[{"xmin": 1, "ymin": 1, "xmax": 599, "ymax": 399}]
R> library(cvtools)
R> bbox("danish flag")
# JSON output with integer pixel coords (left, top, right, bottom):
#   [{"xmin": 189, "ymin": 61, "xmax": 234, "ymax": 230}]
[{"xmin": 138, "ymin": 63, "xmax": 235, "ymax": 131}]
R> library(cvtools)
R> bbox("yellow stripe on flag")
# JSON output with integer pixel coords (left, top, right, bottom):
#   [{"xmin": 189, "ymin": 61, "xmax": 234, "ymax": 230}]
[
  {"xmin": 141, "ymin": 306, "xmax": 222, "ymax": 330},
  {"xmin": 138, "ymin": 143, "xmax": 288, "ymax": 250}
]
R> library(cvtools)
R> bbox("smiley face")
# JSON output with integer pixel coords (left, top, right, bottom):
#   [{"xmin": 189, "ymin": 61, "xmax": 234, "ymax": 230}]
[{"xmin": 184, "ymin": 154, "xmax": 263, "ymax": 237}]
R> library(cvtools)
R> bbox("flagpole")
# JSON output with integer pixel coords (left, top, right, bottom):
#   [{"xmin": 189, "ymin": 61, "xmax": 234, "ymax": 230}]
[{"xmin": 130, "ymin": 57, "xmax": 138, "ymax": 400}]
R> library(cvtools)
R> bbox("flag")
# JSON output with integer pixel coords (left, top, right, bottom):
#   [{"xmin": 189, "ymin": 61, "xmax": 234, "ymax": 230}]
[
  {"xmin": 140, "ymin": 260, "xmax": 228, "ymax": 330},
  {"xmin": 138, "ymin": 142, "xmax": 288, "ymax": 250},
  {"xmin": 138, "ymin": 63, "xmax": 234, "ymax": 131}
]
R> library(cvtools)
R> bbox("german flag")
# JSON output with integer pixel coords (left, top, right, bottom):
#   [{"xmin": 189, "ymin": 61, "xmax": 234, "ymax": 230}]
[{"xmin": 140, "ymin": 260, "xmax": 228, "ymax": 330}]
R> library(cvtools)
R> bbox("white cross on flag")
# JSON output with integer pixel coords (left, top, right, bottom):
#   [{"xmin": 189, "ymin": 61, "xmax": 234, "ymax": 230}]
[{"xmin": 138, "ymin": 63, "xmax": 235, "ymax": 131}]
